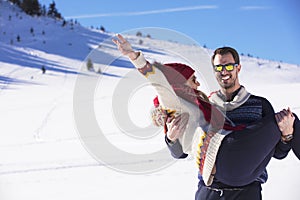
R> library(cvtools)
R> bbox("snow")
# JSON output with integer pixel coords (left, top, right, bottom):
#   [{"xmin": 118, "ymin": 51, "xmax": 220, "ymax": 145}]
[{"xmin": 0, "ymin": 1, "xmax": 300, "ymax": 199}]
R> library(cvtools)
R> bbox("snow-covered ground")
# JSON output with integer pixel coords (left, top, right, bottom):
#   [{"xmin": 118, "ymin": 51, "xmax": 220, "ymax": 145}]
[{"xmin": 0, "ymin": 1, "xmax": 299, "ymax": 199}]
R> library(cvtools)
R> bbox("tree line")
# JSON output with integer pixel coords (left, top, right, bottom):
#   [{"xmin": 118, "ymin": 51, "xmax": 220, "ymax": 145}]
[{"xmin": 9, "ymin": 0, "xmax": 63, "ymax": 19}]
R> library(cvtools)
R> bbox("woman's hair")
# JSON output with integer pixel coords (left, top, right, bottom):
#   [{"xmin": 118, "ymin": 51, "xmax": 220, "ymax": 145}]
[
  {"xmin": 198, "ymin": 90, "xmax": 210, "ymax": 102},
  {"xmin": 211, "ymin": 47, "xmax": 240, "ymax": 65}
]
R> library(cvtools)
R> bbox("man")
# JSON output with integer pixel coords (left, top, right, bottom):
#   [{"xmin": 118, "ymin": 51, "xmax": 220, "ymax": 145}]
[{"xmin": 165, "ymin": 47, "xmax": 299, "ymax": 200}]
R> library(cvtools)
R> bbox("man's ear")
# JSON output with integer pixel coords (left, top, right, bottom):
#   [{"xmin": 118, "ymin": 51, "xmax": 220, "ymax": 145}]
[{"xmin": 237, "ymin": 64, "xmax": 241, "ymax": 72}]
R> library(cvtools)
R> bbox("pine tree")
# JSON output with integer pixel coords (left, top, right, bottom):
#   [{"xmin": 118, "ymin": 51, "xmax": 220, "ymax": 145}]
[
  {"xmin": 41, "ymin": 5, "xmax": 46, "ymax": 16},
  {"xmin": 47, "ymin": 1, "xmax": 56, "ymax": 17},
  {"xmin": 30, "ymin": 27, "xmax": 34, "ymax": 34},
  {"xmin": 136, "ymin": 31, "xmax": 142, "ymax": 37},
  {"xmin": 100, "ymin": 26, "xmax": 105, "ymax": 32},
  {"xmin": 86, "ymin": 58, "xmax": 94, "ymax": 72},
  {"xmin": 62, "ymin": 20, "xmax": 67, "ymax": 27},
  {"xmin": 47, "ymin": 1, "xmax": 62, "ymax": 19},
  {"xmin": 21, "ymin": 0, "xmax": 41, "ymax": 16}
]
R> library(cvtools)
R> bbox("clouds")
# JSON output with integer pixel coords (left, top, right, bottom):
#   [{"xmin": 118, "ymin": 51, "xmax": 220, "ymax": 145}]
[
  {"xmin": 65, "ymin": 5, "xmax": 218, "ymax": 19},
  {"xmin": 65, "ymin": 4, "xmax": 272, "ymax": 20},
  {"xmin": 240, "ymin": 6, "xmax": 271, "ymax": 10}
]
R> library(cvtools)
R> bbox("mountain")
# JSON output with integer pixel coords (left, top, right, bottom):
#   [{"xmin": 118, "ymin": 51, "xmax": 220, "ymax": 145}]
[
  {"xmin": 0, "ymin": 1, "xmax": 299, "ymax": 200},
  {"xmin": 0, "ymin": 0, "xmax": 111, "ymax": 73}
]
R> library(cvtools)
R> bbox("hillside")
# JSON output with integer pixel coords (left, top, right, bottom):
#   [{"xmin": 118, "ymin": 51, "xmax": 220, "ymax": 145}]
[{"xmin": 0, "ymin": 1, "xmax": 300, "ymax": 200}]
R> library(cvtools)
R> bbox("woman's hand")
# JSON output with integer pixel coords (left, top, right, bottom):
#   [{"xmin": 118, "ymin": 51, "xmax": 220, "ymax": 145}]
[{"xmin": 112, "ymin": 34, "xmax": 139, "ymax": 60}]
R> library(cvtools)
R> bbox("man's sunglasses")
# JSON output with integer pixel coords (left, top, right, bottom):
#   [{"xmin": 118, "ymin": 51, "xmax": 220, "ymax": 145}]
[{"xmin": 213, "ymin": 63, "xmax": 238, "ymax": 72}]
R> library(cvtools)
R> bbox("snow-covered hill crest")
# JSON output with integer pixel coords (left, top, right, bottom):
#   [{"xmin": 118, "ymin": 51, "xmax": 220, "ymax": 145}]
[{"xmin": 1, "ymin": 0, "xmax": 299, "ymax": 86}]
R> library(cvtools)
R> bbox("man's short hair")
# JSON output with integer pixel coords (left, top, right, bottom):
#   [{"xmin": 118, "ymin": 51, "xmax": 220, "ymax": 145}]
[{"xmin": 211, "ymin": 47, "xmax": 240, "ymax": 65}]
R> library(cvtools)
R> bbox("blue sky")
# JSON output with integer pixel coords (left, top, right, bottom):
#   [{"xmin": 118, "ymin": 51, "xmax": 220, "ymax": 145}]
[{"xmin": 39, "ymin": 0, "xmax": 300, "ymax": 65}]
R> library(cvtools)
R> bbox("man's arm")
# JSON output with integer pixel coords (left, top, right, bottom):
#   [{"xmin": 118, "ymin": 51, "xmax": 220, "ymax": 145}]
[
  {"xmin": 260, "ymin": 98, "xmax": 292, "ymax": 159},
  {"xmin": 273, "ymin": 139, "xmax": 292, "ymax": 159}
]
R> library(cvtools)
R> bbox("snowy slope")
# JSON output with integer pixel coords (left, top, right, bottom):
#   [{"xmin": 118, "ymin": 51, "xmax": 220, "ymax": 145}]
[{"xmin": 0, "ymin": 1, "xmax": 300, "ymax": 200}]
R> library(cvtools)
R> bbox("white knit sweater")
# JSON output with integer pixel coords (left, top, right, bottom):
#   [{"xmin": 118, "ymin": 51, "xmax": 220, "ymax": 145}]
[{"xmin": 130, "ymin": 52, "xmax": 210, "ymax": 155}]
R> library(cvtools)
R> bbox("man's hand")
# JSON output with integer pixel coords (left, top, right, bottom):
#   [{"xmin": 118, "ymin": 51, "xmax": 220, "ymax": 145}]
[
  {"xmin": 112, "ymin": 34, "xmax": 138, "ymax": 60},
  {"xmin": 275, "ymin": 107, "xmax": 295, "ymax": 136},
  {"xmin": 166, "ymin": 113, "xmax": 189, "ymax": 142}
]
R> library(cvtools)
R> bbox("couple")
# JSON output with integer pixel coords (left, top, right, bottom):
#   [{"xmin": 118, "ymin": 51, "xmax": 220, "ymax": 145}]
[{"xmin": 113, "ymin": 34, "xmax": 299, "ymax": 200}]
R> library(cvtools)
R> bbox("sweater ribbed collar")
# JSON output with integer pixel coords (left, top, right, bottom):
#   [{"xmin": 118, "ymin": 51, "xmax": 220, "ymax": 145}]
[{"xmin": 209, "ymin": 86, "xmax": 251, "ymax": 112}]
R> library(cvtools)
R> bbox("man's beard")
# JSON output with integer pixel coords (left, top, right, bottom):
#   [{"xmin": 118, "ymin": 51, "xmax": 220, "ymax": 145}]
[
  {"xmin": 222, "ymin": 81, "xmax": 236, "ymax": 89},
  {"xmin": 218, "ymin": 73, "xmax": 237, "ymax": 90}
]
